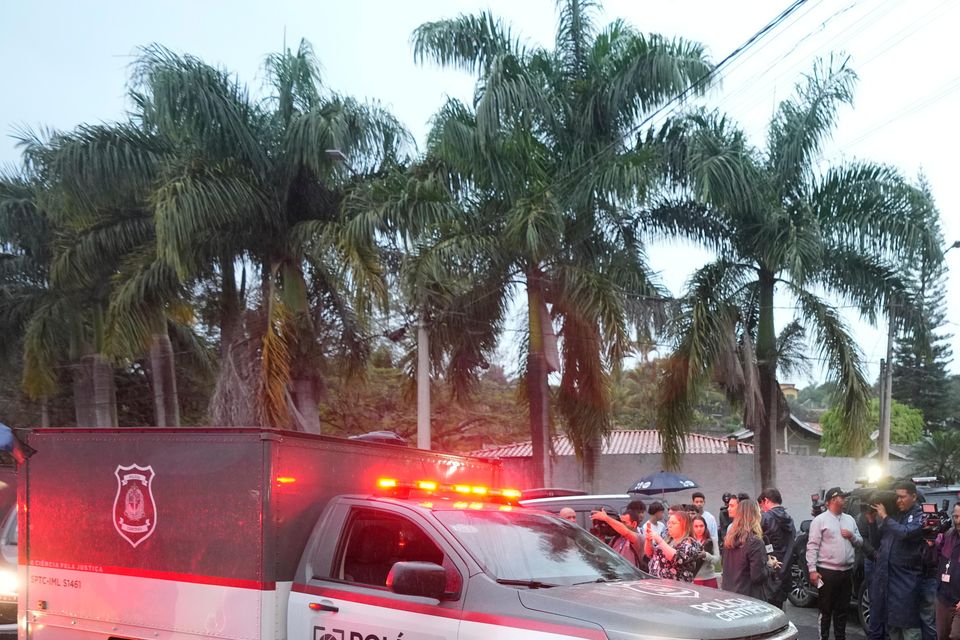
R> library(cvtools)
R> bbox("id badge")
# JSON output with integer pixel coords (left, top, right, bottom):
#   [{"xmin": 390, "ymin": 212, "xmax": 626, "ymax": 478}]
[
  {"xmin": 765, "ymin": 543, "xmax": 774, "ymax": 554},
  {"xmin": 943, "ymin": 573, "xmax": 951, "ymax": 583}
]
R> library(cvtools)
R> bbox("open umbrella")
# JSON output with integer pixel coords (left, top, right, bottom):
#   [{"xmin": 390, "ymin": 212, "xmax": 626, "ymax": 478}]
[{"xmin": 627, "ymin": 471, "xmax": 699, "ymax": 495}]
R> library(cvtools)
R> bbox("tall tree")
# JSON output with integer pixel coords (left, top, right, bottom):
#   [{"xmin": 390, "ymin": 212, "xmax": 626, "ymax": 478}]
[
  {"xmin": 412, "ymin": 0, "xmax": 712, "ymax": 487},
  {"xmin": 892, "ymin": 178, "xmax": 953, "ymax": 430},
  {"xmin": 654, "ymin": 56, "xmax": 934, "ymax": 490}
]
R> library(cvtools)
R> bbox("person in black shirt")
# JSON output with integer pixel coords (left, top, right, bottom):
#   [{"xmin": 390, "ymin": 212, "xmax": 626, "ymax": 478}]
[{"xmin": 935, "ymin": 503, "xmax": 960, "ymax": 640}]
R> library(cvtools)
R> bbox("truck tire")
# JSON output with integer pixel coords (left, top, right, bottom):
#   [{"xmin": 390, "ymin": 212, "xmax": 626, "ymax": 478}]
[
  {"xmin": 858, "ymin": 580, "xmax": 870, "ymax": 629},
  {"xmin": 787, "ymin": 560, "xmax": 816, "ymax": 608}
]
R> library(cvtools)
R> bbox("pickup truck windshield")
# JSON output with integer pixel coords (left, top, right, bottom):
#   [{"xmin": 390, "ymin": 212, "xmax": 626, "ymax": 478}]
[{"xmin": 435, "ymin": 509, "xmax": 645, "ymax": 585}]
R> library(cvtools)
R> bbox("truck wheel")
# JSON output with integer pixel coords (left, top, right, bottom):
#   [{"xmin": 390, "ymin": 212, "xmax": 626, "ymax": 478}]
[
  {"xmin": 858, "ymin": 581, "xmax": 870, "ymax": 629},
  {"xmin": 787, "ymin": 561, "xmax": 816, "ymax": 608}
]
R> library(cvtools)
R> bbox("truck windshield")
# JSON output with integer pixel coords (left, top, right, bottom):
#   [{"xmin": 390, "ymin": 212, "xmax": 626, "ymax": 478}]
[{"xmin": 434, "ymin": 509, "xmax": 645, "ymax": 585}]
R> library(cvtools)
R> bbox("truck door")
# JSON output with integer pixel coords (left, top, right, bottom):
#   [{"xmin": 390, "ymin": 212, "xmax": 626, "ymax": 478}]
[{"xmin": 290, "ymin": 505, "xmax": 464, "ymax": 639}]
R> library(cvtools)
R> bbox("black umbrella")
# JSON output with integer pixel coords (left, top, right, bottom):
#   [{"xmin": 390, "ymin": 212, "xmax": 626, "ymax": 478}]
[{"xmin": 627, "ymin": 471, "xmax": 699, "ymax": 495}]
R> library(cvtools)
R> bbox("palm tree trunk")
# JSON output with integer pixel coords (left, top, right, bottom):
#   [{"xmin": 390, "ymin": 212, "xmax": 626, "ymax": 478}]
[
  {"xmin": 72, "ymin": 360, "xmax": 95, "ymax": 427},
  {"xmin": 756, "ymin": 273, "xmax": 778, "ymax": 491},
  {"xmin": 150, "ymin": 332, "xmax": 180, "ymax": 427},
  {"xmin": 527, "ymin": 273, "xmax": 551, "ymax": 487},
  {"xmin": 290, "ymin": 377, "xmax": 321, "ymax": 434},
  {"xmin": 220, "ymin": 257, "xmax": 240, "ymax": 359},
  {"xmin": 75, "ymin": 354, "xmax": 117, "ymax": 427}
]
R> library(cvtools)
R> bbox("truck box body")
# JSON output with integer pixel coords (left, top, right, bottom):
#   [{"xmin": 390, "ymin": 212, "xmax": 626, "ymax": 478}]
[{"xmin": 20, "ymin": 428, "xmax": 499, "ymax": 640}]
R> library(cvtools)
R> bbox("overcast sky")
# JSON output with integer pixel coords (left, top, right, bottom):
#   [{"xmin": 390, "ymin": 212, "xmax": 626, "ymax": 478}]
[{"xmin": 3, "ymin": 0, "xmax": 958, "ymax": 386}]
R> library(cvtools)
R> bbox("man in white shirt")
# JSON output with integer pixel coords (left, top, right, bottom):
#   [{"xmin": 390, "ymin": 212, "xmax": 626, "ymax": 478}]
[{"xmin": 806, "ymin": 487, "xmax": 863, "ymax": 640}]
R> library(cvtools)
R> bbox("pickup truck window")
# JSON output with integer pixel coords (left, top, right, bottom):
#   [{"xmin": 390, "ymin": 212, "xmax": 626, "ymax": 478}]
[
  {"xmin": 337, "ymin": 508, "xmax": 462, "ymax": 596},
  {"xmin": 435, "ymin": 509, "xmax": 645, "ymax": 585}
]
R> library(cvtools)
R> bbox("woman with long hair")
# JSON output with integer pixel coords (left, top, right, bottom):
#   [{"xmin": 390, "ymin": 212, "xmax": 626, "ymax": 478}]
[
  {"xmin": 692, "ymin": 514, "xmax": 720, "ymax": 588},
  {"xmin": 645, "ymin": 509, "xmax": 703, "ymax": 582},
  {"xmin": 721, "ymin": 498, "xmax": 779, "ymax": 598}
]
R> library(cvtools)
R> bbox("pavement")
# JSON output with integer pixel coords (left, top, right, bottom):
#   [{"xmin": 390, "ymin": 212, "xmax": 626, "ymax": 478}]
[{"xmin": 784, "ymin": 601, "xmax": 867, "ymax": 639}]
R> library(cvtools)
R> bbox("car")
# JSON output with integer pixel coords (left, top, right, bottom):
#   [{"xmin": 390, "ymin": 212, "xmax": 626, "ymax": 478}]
[{"xmin": 519, "ymin": 493, "xmax": 634, "ymax": 530}]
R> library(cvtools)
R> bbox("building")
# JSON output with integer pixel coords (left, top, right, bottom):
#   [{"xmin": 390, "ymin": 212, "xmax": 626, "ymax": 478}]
[{"xmin": 730, "ymin": 413, "xmax": 823, "ymax": 456}]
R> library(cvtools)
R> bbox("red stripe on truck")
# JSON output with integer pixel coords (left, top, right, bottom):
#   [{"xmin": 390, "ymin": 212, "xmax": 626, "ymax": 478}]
[
  {"xmin": 292, "ymin": 583, "xmax": 606, "ymax": 639},
  {"xmin": 29, "ymin": 562, "xmax": 274, "ymax": 590}
]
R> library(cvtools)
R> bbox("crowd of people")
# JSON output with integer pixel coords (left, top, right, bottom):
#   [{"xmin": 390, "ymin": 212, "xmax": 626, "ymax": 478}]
[
  {"xmin": 579, "ymin": 482, "xmax": 960, "ymax": 640},
  {"xmin": 588, "ymin": 489, "xmax": 793, "ymax": 602}
]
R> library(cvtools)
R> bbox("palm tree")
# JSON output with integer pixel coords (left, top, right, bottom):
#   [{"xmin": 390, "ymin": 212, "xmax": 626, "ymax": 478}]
[
  {"xmin": 129, "ymin": 42, "xmax": 411, "ymax": 430},
  {"xmin": 412, "ymin": 0, "xmax": 712, "ymax": 487},
  {"xmin": 653, "ymin": 56, "xmax": 935, "ymax": 489},
  {"xmin": 0, "ymin": 158, "xmax": 122, "ymax": 428}
]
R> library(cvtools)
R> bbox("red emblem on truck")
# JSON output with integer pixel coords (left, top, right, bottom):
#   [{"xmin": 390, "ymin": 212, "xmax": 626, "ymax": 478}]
[{"xmin": 113, "ymin": 464, "xmax": 157, "ymax": 548}]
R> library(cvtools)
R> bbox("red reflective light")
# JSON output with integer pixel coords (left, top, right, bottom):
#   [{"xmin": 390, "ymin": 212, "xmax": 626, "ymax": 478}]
[
  {"xmin": 308, "ymin": 602, "xmax": 322, "ymax": 611},
  {"xmin": 276, "ymin": 477, "xmax": 297, "ymax": 484}
]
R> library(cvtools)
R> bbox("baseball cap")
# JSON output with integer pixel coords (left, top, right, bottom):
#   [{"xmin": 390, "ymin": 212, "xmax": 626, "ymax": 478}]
[{"xmin": 824, "ymin": 487, "xmax": 849, "ymax": 502}]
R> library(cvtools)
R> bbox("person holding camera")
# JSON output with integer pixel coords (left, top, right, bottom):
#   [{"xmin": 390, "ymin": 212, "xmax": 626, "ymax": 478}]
[
  {"xmin": 871, "ymin": 481, "xmax": 925, "ymax": 640},
  {"xmin": 591, "ymin": 501, "xmax": 645, "ymax": 569},
  {"xmin": 935, "ymin": 503, "xmax": 960, "ymax": 640},
  {"xmin": 806, "ymin": 487, "xmax": 862, "ymax": 640}
]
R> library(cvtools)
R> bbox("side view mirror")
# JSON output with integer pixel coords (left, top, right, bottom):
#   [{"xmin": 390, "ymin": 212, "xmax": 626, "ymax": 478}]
[{"xmin": 387, "ymin": 561, "xmax": 447, "ymax": 600}]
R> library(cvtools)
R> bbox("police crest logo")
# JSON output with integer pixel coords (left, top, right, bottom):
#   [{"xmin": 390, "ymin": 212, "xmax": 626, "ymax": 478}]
[
  {"xmin": 621, "ymin": 581, "xmax": 700, "ymax": 599},
  {"xmin": 113, "ymin": 464, "xmax": 157, "ymax": 548}
]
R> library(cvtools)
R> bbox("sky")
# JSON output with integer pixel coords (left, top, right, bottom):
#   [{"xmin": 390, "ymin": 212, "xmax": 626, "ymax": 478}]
[{"xmin": 2, "ymin": 0, "xmax": 959, "ymax": 387}]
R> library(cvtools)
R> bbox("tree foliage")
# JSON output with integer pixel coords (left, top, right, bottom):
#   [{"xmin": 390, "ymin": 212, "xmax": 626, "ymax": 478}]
[{"xmin": 820, "ymin": 397, "xmax": 923, "ymax": 456}]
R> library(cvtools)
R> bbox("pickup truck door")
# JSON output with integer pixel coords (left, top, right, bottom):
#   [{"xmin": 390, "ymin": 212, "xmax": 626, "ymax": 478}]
[{"xmin": 290, "ymin": 503, "xmax": 465, "ymax": 640}]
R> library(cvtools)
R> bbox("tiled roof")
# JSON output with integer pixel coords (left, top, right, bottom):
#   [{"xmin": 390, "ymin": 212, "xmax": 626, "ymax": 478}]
[{"xmin": 470, "ymin": 429, "xmax": 754, "ymax": 458}]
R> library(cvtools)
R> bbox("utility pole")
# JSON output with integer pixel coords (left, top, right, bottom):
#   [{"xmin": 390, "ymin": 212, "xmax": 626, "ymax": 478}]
[
  {"xmin": 878, "ymin": 301, "xmax": 895, "ymax": 473},
  {"xmin": 417, "ymin": 315, "xmax": 431, "ymax": 450}
]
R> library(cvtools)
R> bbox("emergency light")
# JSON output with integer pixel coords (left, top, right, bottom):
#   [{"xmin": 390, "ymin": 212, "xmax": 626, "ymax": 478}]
[{"xmin": 376, "ymin": 477, "xmax": 522, "ymax": 503}]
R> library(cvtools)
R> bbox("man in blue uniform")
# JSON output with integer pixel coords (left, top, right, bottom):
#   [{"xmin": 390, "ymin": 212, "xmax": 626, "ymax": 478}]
[{"xmin": 870, "ymin": 481, "xmax": 925, "ymax": 640}]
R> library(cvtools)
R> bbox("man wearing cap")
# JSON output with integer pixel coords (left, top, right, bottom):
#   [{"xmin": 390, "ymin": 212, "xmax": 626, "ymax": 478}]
[{"xmin": 806, "ymin": 487, "xmax": 862, "ymax": 640}]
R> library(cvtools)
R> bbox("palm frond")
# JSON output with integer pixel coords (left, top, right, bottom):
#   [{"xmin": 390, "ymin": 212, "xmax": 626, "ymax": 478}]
[
  {"xmin": 789, "ymin": 285, "xmax": 870, "ymax": 457},
  {"xmin": 768, "ymin": 54, "xmax": 856, "ymax": 194},
  {"xmin": 412, "ymin": 12, "xmax": 520, "ymax": 76},
  {"xmin": 776, "ymin": 320, "xmax": 810, "ymax": 380}
]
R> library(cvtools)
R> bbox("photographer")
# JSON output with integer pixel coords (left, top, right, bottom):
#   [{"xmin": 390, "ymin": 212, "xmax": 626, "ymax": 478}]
[
  {"xmin": 935, "ymin": 503, "xmax": 960, "ymax": 640},
  {"xmin": 871, "ymin": 481, "xmax": 925, "ymax": 640},
  {"xmin": 591, "ymin": 501, "xmax": 645, "ymax": 569}
]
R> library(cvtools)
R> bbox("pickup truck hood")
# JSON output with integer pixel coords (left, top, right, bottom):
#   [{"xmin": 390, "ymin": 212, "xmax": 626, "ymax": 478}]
[{"xmin": 518, "ymin": 579, "xmax": 790, "ymax": 639}]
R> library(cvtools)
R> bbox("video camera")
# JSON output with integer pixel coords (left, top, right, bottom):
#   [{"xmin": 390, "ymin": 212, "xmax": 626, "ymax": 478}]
[
  {"xmin": 590, "ymin": 507, "xmax": 619, "ymax": 540},
  {"xmin": 811, "ymin": 492, "xmax": 826, "ymax": 517},
  {"xmin": 921, "ymin": 503, "xmax": 950, "ymax": 539}
]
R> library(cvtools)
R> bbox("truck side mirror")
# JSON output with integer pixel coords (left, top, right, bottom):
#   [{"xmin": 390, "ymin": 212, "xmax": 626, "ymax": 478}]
[{"xmin": 386, "ymin": 561, "xmax": 446, "ymax": 600}]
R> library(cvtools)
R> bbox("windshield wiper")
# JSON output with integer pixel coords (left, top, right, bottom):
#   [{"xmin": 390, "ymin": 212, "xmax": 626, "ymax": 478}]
[
  {"xmin": 572, "ymin": 577, "xmax": 619, "ymax": 586},
  {"xmin": 496, "ymin": 578, "xmax": 560, "ymax": 589}
]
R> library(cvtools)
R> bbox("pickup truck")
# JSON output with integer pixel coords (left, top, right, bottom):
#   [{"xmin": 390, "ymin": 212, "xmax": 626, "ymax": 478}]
[{"xmin": 19, "ymin": 428, "xmax": 797, "ymax": 639}]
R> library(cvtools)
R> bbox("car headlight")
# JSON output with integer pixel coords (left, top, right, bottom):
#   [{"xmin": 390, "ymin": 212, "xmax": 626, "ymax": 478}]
[{"xmin": 0, "ymin": 569, "xmax": 17, "ymax": 595}]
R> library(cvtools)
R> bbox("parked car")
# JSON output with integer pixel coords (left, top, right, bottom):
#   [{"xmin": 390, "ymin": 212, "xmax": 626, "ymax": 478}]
[{"xmin": 519, "ymin": 493, "xmax": 633, "ymax": 531}]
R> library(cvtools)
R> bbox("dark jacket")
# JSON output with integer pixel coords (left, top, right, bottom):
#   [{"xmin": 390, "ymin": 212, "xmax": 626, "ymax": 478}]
[
  {"xmin": 721, "ymin": 534, "xmax": 769, "ymax": 600},
  {"xmin": 938, "ymin": 529, "xmax": 960, "ymax": 604},
  {"xmin": 871, "ymin": 502, "xmax": 924, "ymax": 629},
  {"xmin": 761, "ymin": 505, "xmax": 796, "ymax": 564}
]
